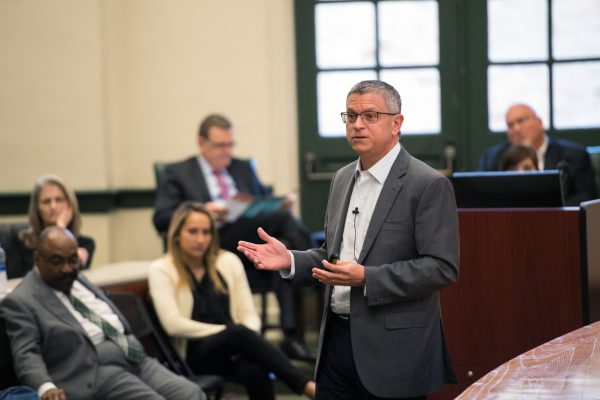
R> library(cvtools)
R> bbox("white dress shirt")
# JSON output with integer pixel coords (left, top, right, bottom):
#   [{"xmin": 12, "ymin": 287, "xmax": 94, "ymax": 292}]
[
  {"xmin": 55, "ymin": 280, "xmax": 126, "ymax": 345},
  {"xmin": 197, "ymin": 155, "xmax": 238, "ymax": 201},
  {"xmin": 330, "ymin": 143, "xmax": 401, "ymax": 315},
  {"xmin": 536, "ymin": 135, "xmax": 549, "ymax": 171},
  {"xmin": 283, "ymin": 143, "xmax": 402, "ymax": 315}
]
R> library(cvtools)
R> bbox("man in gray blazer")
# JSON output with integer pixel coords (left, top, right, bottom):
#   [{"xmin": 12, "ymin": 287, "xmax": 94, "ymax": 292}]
[
  {"xmin": 0, "ymin": 227, "xmax": 204, "ymax": 400},
  {"xmin": 238, "ymin": 80, "xmax": 459, "ymax": 399}
]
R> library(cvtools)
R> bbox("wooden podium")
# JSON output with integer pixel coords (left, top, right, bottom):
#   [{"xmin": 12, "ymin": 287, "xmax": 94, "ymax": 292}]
[{"xmin": 432, "ymin": 200, "xmax": 600, "ymax": 399}]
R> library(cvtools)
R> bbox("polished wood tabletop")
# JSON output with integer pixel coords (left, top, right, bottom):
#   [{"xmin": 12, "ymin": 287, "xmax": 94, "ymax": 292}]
[{"xmin": 457, "ymin": 321, "xmax": 600, "ymax": 399}]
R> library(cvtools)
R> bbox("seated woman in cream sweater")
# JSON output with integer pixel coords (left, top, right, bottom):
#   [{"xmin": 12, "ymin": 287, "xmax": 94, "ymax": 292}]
[{"xmin": 149, "ymin": 201, "xmax": 315, "ymax": 400}]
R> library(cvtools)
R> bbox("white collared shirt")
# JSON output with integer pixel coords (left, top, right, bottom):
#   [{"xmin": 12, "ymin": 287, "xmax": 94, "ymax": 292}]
[
  {"xmin": 536, "ymin": 135, "xmax": 549, "ymax": 170},
  {"xmin": 54, "ymin": 280, "xmax": 126, "ymax": 345},
  {"xmin": 331, "ymin": 143, "xmax": 402, "ymax": 315}
]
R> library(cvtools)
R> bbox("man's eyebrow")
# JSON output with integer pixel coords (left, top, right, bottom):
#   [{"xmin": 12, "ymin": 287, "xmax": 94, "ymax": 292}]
[
  {"xmin": 346, "ymin": 107, "xmax": 376, "ymax": 112},
  {"xmin": 46, "ymin": 251, "xmax": 78, "ymax": 257}
]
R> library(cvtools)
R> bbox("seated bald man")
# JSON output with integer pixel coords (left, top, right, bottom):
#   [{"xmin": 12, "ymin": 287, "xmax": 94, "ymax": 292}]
[
  {"xmin": 479, "ymin": 103, "xmax": 597, "ymax": 205},
  {"xmin": 0, "ymin": 226, "xmax": 205, "ymax": 400}
]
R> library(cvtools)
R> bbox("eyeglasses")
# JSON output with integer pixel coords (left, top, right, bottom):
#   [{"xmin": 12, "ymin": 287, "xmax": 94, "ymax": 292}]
[
  {"xmin": 38, "ymin": 252, "xmax": 81, "ymax": 269},
  {"xmin": 341, "ymin": 111, "xmax": 398, "ymax": 124},
  {"xmin": 207, "ymin": 139, "xmax": 235, "ymax": 150}
]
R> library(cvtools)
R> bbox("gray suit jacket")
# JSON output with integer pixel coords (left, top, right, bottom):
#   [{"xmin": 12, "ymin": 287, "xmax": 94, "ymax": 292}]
[
  {"xmin": 0, "ymin": 271, "xmax": 142, "ymax": 400},
  {"xmin": 292, "ymin": 148, "xmax": 459, "ymax": 398}
]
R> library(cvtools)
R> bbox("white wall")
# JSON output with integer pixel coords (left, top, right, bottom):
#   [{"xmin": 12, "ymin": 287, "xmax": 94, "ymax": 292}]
[
  {"xmin": 0, "ymin": 0, "xmax": 107, "ymax": 190},
  {"xmin": 0, "ymin": 0, "xmax": 298, "ymax": 266}
]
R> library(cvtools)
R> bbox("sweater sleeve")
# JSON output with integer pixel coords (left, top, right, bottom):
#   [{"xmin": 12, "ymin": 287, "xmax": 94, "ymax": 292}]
[{"xmin": 148, "ymin": 257, "xmax": 226, "ymax": 339}]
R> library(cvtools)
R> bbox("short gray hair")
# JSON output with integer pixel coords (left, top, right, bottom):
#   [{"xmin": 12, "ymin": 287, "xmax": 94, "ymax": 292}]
[{"xmin": 347, "ymin": 80, "xmax": 402, "ymax": 113}]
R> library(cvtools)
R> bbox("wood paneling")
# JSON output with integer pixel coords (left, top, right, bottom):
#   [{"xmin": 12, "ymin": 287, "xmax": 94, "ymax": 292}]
[{"xmin": 431, "ymin": 208, "xmax": 584, "ymax": 399}]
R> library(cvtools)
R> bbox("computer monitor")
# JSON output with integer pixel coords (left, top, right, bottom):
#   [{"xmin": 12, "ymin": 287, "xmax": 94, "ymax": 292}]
[{"xmin": 451, "ymin": 170, "xmax": 565, "ymax": 208}]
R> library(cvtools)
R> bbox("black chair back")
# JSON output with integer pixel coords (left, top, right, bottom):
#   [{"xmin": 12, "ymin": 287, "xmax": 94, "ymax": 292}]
[
  {"xmin": 0, "ymin": 316, "xmax": 19, "ymax": 390},
  {"xmin": 106, "ymin": 292, "xmax": 225, "ymax": 399}
]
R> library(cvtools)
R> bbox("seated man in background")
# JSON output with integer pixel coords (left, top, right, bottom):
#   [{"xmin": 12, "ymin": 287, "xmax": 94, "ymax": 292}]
[
  {"xmin": 153, "ymin": 114, "xmax": 314, "ymax": 361},
  {"xmin": 0, "ymin": 226, "xmax": 204, "ymax": 400},
  {"xmin": 479, "ymin": 103, "xmax": 597, "ymax": 205}
]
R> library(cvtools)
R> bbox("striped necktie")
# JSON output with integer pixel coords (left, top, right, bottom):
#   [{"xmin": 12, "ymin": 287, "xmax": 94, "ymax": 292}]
[
  {"xmin": 69, "ymin": 294, "xmax": 143, "ymax": 364},
  {"xmin": 213, "ymin": 169, "xmax": 230, "ymax": 200}
]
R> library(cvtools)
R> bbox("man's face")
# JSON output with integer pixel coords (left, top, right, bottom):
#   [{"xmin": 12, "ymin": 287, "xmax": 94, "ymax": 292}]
[
  {"xmin": 505, "ymin": 105, "xmax": 545, "ymax": 150},
  {"xmin": 345, "ymin": 92, "xmax": 404, "ymax": 170},
  {"xmin": 198, "ymin": 126, "xmax": 235, "ymax": 171},
  {"xmin": 35, "ymin": 232, "xmax": 80, "ymax": 293}
]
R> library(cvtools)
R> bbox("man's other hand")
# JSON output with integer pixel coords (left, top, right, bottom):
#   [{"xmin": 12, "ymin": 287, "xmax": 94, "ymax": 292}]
[
  {"xmin": 43, "ymin": 388, "xmax": 66, "ymax": 400},
  {"xmin": 237, "ymin": 227, "xmax": 292, "ymax": 271}
]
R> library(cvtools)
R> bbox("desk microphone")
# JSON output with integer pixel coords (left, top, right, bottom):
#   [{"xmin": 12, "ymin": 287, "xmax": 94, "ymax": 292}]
[
  {"xmin": 352, "ymin": 207, "xmax": 359, "ymax": 215},
  {"xmin": 556, "ymin": 160, "xmax": 570, "ymax": 174}
]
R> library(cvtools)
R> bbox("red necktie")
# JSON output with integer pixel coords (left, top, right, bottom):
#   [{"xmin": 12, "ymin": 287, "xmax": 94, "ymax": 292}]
[{"xmin": 213, "ymin": 170, "xmax": 230, "ymax": 200}]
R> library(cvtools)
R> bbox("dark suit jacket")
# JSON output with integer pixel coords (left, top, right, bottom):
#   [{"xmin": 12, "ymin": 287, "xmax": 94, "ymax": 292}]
[
  {"xmin": 479, "ymin": 138, "xmax": 597, "ymax": 205},
  {"xmin": 0, "ymin": 271, "xmax": 143, "ymax": 400},
  {"xmin": 153, "ymin": 156, "xmax": 270, "ymax": 233},
  {"xmin": 291, "ymin": 149, "xmax": 460, "ymax": 398}
]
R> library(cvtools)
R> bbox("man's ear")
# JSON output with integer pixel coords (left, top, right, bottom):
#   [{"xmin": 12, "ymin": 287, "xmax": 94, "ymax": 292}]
[
  {"xmin": 393, "ymin": 113, "xmax": 404, "ymax": 136},
  {"xmin": 33, "ymin": 250, "xmax": 42, "ymax": 266},
  {"xmin": 197, "ymin": 136, "xmax": 206, "ymax": 152}
]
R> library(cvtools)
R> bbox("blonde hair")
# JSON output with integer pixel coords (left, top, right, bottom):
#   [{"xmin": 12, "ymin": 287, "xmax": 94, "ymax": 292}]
[
  {"xmin": 167, "ymin": 201, "xmax": 226, "ymax": 294},
  {"xmin": 20, "ymin": 174, "xmax": 81, "ymax": 249}
]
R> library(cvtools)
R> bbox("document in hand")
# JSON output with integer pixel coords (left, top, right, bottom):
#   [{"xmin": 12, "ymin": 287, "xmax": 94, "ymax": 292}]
[{"xmin": 224, "ymin": 196, "xmax": 285, "ymax": 223}]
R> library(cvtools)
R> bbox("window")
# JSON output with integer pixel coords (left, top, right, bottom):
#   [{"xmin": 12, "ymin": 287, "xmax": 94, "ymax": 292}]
[
  {"xmin": 314, "ymin": 0, "xmax": 441, "ymax": 136},
  {"xmin": 294, "ymin": 0, "xmax": 599, "ymax": 186},
  {"xmin": 487, "ymin": 0, "xmax": 600, "ymax": 131}
]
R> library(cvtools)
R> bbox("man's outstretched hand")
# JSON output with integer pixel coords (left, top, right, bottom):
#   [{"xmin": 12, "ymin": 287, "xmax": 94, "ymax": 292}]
[{"xmin": 237, "ymin": 227, "xmax": 292, "ymax": 271}]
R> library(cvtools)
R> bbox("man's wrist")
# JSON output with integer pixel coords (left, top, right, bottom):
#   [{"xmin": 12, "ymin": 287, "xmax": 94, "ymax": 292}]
[
  {"xmin": 38, "ymin": 382, "xmax": 57, "ymax": 398},
  {"xmin": 279, "ymin": 251, "xmax": 295, "ymax": 279}
]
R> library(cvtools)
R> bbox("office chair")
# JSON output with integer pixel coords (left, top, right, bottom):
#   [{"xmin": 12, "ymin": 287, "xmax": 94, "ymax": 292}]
[
  {"xmin": 106, "ymin": 292, "xmax": 225, "ymax": 400},
  {"xmin": 587, "ymin": 146, "xmax": 600, "ymax": 193},
  {"xmin": 0, "ymin": 317, "xmax": 19, "ymax": 390}
]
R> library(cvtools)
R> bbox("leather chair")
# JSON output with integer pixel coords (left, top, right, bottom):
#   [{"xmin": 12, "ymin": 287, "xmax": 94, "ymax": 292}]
[
  {"xmin": 0, "ymin": 223, "xmax": 28, "ymax": 259},
  {"xmin": 587, "ymin": 146, "xmax": 600, "ymax": 195},
  {"xmin": 0, "ymin": 316, "xmax": 19, "ymax": 390},
  {"xmin": 0, "ymin": 222, "xmax": 29, "ymax": 279}
]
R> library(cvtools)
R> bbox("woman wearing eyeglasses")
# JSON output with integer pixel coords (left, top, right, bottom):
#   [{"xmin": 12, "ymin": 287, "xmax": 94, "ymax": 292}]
[{"xmin": 148, "ymin": 201, "xmax": 315, "ymax": 400}]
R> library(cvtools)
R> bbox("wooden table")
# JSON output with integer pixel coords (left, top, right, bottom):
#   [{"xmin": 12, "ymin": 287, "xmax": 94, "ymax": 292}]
[{"xmin": 457, "ymin": 321, "xmax": 600, "ymax": 399}]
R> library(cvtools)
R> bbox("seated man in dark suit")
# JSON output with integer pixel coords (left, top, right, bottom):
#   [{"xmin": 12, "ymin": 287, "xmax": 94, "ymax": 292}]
[
  {"xmin": 0, "ymin": 227, "xmax": 204, "ymax": 400},
  {"xmin": 153, "ymin": 114, "xmax": 314, "ymax": 361},
  {"xmin": 479, "ymin": 103, "xmax": 597, "ymax": 205}
]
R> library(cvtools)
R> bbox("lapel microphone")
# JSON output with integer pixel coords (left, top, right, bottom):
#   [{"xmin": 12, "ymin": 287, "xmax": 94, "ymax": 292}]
[{"xmin": 352, "ymin": 207, "xmax": 359, "ymax": 215}]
